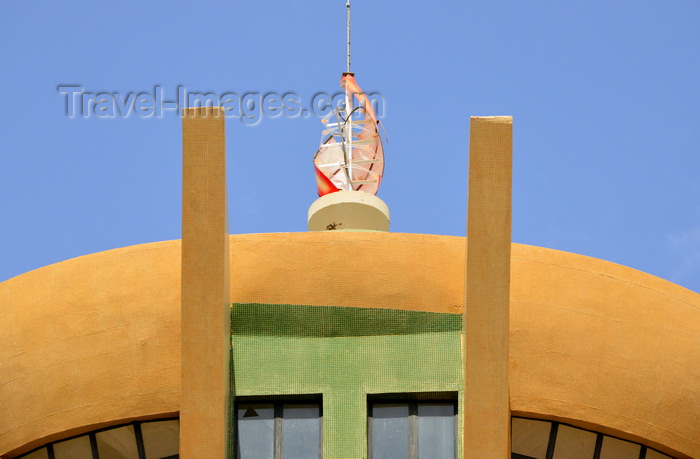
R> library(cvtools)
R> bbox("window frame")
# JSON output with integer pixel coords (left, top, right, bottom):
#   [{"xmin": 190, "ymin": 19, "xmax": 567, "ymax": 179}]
[
  {"xmin": 367, "ymin": 392, "xmax": 458, "ymax": 459},
  {"xmin": 234, "ymin": 394, "xmax": 323, "ymax": 459},
  {"xmin": 511, "ymin": 416, "xmax": 676, "ymax": 459},
  {"xmin": 17, "ymin": 418, "xmax": 179, "ymax": 459}
]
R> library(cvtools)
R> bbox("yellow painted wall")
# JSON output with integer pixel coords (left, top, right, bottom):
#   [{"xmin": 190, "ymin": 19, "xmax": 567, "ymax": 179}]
[
  {"xmin": 0, "ymin": 241, "xmax": 181, "ymax": 457},
  {"xmin": 510, "ymin": 244, "xmax": 700, "ymax": 457},
  {"xmin": 180, "ymin": 106, "xmax": 230, "ymax": 459},
  {"xmin": 0, "ymin": 233, "xmax": 697, "ymax": 457}
]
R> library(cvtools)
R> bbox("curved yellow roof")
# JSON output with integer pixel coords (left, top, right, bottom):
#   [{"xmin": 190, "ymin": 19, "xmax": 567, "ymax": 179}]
[{"xmin": 0, "ymin": 233, "xmax": 697, "ymax": 457}]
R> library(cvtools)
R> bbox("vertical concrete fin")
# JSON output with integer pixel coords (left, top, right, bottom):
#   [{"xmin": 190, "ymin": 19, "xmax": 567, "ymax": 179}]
[
  {"xmin": 180, "ymin": 107, "xmax": 230, "ymax": 458},
  {"xmin": 463, "ymin": 116, "xmax": 513, "ymax": 458}
]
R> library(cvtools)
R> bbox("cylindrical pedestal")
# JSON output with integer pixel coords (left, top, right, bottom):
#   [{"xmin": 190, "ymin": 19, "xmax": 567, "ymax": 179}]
[{"xmin": 308, "ymin": 191, "xmax": 390, "ymax": 231}]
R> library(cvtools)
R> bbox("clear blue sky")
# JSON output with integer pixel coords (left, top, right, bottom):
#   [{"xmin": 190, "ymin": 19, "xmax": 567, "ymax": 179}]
[{"xmin": 1, "ymin": 1, "xmax": 698, "ymax": 293}]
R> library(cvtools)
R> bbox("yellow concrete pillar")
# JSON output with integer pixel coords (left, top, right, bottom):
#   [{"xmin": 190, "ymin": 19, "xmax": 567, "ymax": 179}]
[
  {"xmin": 463, "ymin": 116, "xmax": 513, "ymax": 458},
  {"xmin": 180, "ymin": 107, "xmax": 230, "ymax": 458}
]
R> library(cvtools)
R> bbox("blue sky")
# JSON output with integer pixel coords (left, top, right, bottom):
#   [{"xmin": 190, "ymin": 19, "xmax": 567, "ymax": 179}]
[{"xmin": 1, "ymin": 1, "xmax": 698, "ymax": 293}]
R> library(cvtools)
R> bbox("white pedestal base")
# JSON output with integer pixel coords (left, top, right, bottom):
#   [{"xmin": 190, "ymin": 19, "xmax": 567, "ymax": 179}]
[{"xmin": 308, "ymin": 191, "xmax": 390, "ymax": 232}]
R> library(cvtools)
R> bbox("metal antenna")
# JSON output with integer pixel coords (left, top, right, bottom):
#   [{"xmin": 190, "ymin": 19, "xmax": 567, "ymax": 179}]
[
  {"xmin": 346, "ymin": 0, "xmax": 351, "ymax": 73},
  {"xmin": 344, "ymin": 1, "xmax": 353, "ymax": 189}
]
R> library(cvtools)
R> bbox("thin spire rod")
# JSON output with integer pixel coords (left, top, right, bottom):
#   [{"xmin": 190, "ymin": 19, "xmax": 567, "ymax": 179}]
[
  {"xmin": 346, "ymin": 0, "xmax": 351, "ymax": 73},
  {"xmin": 345, "ymin": 1, "xmax": 353, "ymax": 189}
]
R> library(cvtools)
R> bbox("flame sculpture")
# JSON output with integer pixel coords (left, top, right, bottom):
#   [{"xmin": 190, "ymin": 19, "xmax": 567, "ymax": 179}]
[{"xmin": 313, "ymin": 73, "xmax": 384, "ymax": 196}]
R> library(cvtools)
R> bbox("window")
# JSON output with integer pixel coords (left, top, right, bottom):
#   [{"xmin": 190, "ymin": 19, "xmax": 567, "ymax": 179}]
[
  {"xmin": 510, "ymin": 417, "xmax": 675, "ymax": 459},
  {"xmin": 17, "ymin": 418, "xmax": 179, "ymax": 459},
  {"xmin": 368, "ymin": 394, "xmax": 457, "ymax": 459},
  {"xmin": 235, "ymin": 397, "xmax": 322, "ymax": 459}
]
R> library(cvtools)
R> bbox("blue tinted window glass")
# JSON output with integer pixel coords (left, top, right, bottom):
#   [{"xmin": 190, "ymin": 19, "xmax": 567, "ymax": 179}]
[
  {"xmin": 371, "ymin": 404, "xmax": 409, "ymax": 459},
  {"xmin": 237, "ymin": 405, "xmax": 274, "ymax": 459},
  {"xmin": 282, "ymin": 404, "xmax": 320, "ymax": 459},
  {"xmin": 417, "ymin": 403, "xmax": 454, "ymax": 459}
]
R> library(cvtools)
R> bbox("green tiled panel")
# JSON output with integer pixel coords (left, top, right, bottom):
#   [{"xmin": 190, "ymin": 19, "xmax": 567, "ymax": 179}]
[{"xmin": 231, "ymin": 303, "xmax": 463, "ymax": 459}]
